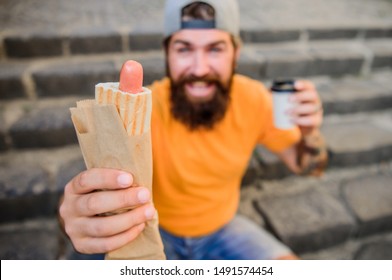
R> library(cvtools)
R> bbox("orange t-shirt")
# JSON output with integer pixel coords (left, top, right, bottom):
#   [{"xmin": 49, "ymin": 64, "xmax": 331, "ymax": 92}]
[{"xmin": 150, "ymin": 74, "xmax": 300, "ymax": 237}]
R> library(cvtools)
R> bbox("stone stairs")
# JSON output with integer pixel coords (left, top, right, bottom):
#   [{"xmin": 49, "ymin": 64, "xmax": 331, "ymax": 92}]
[{"xmin": 1, "ymin": 0, "xmax": 392, "ymax": 260}]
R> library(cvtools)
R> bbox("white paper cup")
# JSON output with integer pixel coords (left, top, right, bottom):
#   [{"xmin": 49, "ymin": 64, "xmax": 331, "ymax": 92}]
[{"xmin": 271, "ymin": 80, "xmax": 296, "ymax": 130}]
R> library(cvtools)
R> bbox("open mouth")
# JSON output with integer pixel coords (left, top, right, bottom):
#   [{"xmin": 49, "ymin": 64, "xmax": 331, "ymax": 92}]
[{"xmin": 185, "ymin": 81, "xmax": 216, "ymax": 100}]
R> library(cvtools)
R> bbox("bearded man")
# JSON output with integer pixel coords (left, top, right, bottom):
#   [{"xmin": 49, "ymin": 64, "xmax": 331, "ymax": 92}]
[{"xmin": 59, "ymin": 0, "xmax": 327, "ymax": 260}]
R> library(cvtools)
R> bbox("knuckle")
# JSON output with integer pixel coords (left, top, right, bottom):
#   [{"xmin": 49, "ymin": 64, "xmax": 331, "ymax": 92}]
[
  {"xmin": 72, "ymin": 240, "xmax": 86, "ymax": 254},
  {"xmin": 64, "ymin": 181, "xmax": 73, "ymax": 195},
  {"xmin": 63, "ymin": 223, "xmax": 76, "ymax": 239},
  {"xmin": 90, "ymin": 222, "xmax": 106, "ymax": 237},
  {"xmin": 77, "ymin": 170, "xmax": 89, "ymax": 189},
  {"xmin": 101, "ymin": 240, "xmax": 115, "ymax": 253},
  {"xmin": 59, "ymin": 202, "xmax": 68, "ymax": 219},
  {"xmin": 128, "ymin": 212, "xmax": 142, "ymax": 226},
  {"xmin": 122, "ymin": 207, "xmax": 145, "ymax": 228},
  {"xmin": 119, "ymin": 190, "xmax": 132, "ymax": 208},
  {"xmin": 85, "ymin": 195, "xmax": 99, "ymax": 214}
]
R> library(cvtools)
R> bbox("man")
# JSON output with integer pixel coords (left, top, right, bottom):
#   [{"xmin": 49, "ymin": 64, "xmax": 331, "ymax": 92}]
[{"xmin": 59, "ymin": 0, "xmax": 327, "ymax": 260}]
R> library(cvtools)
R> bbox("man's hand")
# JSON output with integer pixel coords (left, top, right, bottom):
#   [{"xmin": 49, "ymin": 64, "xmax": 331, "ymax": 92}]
[
  {"xmin": 59, "ymin": 168, "xmax": 156, "ymax": 254},
  {"xmin": 290, "ymin": 80, "xmax": 323, "ymax": 134},
  {"xmin": 278, "ymin": 80, "xmax": 327, "ymax": 176}
]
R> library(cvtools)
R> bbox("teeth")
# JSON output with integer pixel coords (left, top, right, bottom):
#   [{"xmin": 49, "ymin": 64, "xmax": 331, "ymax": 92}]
[
  {"xmin": 185, "ymin": 81, "xmax": 214, "ymax": 99},
  {"xmin": 192, "ymin": 81, "xmax": 208, "ymax": 87}
]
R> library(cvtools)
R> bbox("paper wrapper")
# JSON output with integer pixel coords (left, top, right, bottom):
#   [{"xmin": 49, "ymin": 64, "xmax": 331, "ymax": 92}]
[{"xmin": 70, "ymin": 85, "xmax": 166, "ymax": 260}]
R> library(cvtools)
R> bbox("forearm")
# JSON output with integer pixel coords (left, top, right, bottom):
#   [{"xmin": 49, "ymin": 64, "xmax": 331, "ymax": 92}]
[
  {"xmin": 279, "ymin": 129, "xmax": 328, "ymax": 176},
  {"xmin": 296, "ymin": 129, "xmax": 328, "ymax": 176}
]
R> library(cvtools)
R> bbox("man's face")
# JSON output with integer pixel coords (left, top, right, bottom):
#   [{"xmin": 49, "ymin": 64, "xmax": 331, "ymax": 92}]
[
  {"xmin": 166, "ymin": 29, "xmax": 239, "ymax": 130},
  {"xmin": 167, "ymin": 29, "xmax": 238, "ymax": 103}
]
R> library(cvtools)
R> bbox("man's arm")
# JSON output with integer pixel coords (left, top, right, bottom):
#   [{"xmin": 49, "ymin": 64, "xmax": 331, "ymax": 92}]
[
  {"xmin": 278, "ymin": 128, "xmax": 328, "ymax": 176},
  {"xmin": 277, "ymin": 80, "xmax": 328, "ymax": 176}
]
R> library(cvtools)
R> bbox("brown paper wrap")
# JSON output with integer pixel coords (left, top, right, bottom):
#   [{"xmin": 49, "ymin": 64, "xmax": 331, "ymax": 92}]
[{"xmin": 70, "ymin": 90, "xmax": 165, "ymax": 259}]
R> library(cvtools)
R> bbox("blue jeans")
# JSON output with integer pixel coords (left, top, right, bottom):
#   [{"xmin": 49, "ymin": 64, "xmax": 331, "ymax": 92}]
[{"xmin": 159, "ymin": 215, "xmax": 292, "ymax": 260}]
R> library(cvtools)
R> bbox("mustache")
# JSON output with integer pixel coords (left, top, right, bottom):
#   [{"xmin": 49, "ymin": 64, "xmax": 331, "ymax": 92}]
[{"xmin": 176, "ymin": 74, "xmax": 228, "ymax": 89}]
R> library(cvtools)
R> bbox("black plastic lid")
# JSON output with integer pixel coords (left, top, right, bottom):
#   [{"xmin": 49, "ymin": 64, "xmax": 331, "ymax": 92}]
[{"xmin": 271, "ymin": 79, "xmax": 296, "ymax": 92}]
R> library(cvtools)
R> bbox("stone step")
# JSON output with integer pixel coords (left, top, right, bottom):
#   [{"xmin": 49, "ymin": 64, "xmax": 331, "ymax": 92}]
[
  {"xmin": 1, "ymin": 109, "xmax": 392, "ymax": 224},
  {"xmin": 242, "ymin": 108, "xmax": 392, "ymax": 183},
  {"xmin": 1, "ymin": 70, "xmax": 392, "ymax": 152},
  {"xmin": 240, "ymin": 39, "xmax": 392, "ymax": 80},
  {"xmin": 2, "ymin": 0, "xmax": 392, "ymax": 260},
  {"xmin": 1, "ymin": 38, "xmax": 392, "ymax": 101},
  {"xmin": 0, "ymin": 145, "xmax": 84, "ymax": 223},
  {"xmin": 240, "ymin": 160, "xmax": 392, "ymax": 255},
  {"xmin": 301, "ymin": 231, "xmax": 392, "ymax": 260},
  {"xmin": 2, "ymin": 0, "xmax": 391, "ymax": 61},
  {"xmin": 0, "ymin": 218, "xmax": 63, "ymax": 259},
  {"xmin": 2, "ymin": 24, "xmax": 391, "ymax": 59},
  {"xmin": 322, "ymin": 110, "xmax": 392, "ymax": 167},
  {"xmin": 0, "ymin": 97, "xmax": 80, "ymax": 150},
  {"xmin": 1, "ymin": 161, "xmax": 392, "ymax": 259},
  {"xmin": 316, "ymin": 71, "xmax": 392, "ymax": 115}
]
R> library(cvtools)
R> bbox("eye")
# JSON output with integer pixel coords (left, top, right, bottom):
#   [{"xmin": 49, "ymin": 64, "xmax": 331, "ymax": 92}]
[
  {"xmin": 176, "ymin": 46, "xmax": 191, "ymax": 53},
  {"xmin": 209, "ymin": 44, "xmax": 226, "ymax": 53}
]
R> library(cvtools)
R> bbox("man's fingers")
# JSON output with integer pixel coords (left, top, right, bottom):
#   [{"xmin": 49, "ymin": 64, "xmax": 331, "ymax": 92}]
[
  {"xmin": 77, "ymin": 203, "xmax": 155, "ymax": 238},
  {"xmin": 295, "ymin": 80, "xmax": 316, "ymax": 91},
  {"xmin": 291, "ymin": 103, "xmax": 323, "ymax": 116},
  {"xmin": 77, "ymin": 187, "xmax": 152, "ymax": 217},
  {"xmin": 74, "ymin": 223, "xmax": 146, "ymax": 254},
  {"xmin": 68, "ymin": 168, "xmax": 134, "ymax": 195},
  {"xmin": 291, "ymin": 90, "xmax": 319, "ymax": 104},
  {"xmin": 292, "ymin": 113, "xmax": 323, "ymax": 127},
  {"xmin": 289, "ymin": 81, "xmax": 323, "ymax": 129}
]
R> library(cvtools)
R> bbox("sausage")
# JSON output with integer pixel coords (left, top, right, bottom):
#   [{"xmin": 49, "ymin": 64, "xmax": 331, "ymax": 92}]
[{"xmin": 119, "ymin": 60, "xmax": 143, "ymax": 94}]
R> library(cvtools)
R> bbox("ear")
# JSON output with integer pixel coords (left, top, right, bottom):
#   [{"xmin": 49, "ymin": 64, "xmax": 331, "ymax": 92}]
[
  {"xmin": 233, "ymin": 44, "xmax": 241, "ymax": 71},
  {"xmin": 234, "ymin": 44, "xmax": 241, "ymax": 61}
]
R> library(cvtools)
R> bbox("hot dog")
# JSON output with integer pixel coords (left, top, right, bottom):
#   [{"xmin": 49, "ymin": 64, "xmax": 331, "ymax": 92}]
[
  {"xmin": 95, "ymin": 60, "xmax": 152, "ymax": 136},
  {"xmin": 70, "ymin": 60, "xmax": 165, "ymax": 260}
]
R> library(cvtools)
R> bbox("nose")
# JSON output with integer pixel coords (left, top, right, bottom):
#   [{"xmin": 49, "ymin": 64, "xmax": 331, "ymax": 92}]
[{"xmin": 191, "ymin": 51, "xmax": 210, "ymax": 77}]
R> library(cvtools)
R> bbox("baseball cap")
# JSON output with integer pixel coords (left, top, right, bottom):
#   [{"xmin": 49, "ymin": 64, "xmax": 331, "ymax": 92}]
[{"xmin": 164, "ymin": 0, "xmax": 240, "ymax": 38}]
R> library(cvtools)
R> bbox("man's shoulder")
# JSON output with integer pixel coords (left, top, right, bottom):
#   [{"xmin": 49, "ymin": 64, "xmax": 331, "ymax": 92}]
[
  {"xmin": 148, "ymin": 77, "xmax": 171, "ymax": 107},
  {"xmin": 233, "ymin": 74, "xmax": 261, "ymax": 85},
  {"xmin": 232, "ymin": 74, "xmax": 270, "ymax": 102},
  {"xmin": 148, "ymin": 77, "xmax": 170, "ymax": 93}
]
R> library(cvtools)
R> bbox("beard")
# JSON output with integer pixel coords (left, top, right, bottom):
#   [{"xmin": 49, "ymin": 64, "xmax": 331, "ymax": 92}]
[{"xmin": 168, "ymin": 68, "xmax": 234, "ymax": 131}]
